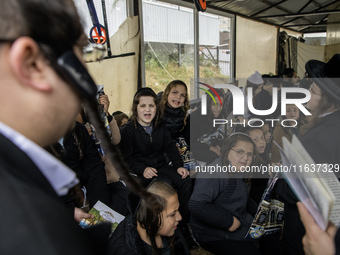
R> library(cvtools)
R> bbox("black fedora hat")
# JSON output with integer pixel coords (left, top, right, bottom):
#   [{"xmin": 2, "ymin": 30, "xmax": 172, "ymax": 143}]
[{"xmin": 305, "ymin": 54, "xmax": 340, "ymax": 102}]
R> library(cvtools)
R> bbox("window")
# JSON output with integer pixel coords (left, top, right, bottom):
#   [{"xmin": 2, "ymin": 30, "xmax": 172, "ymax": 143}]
[
  {"xmin": 74, "ymin": 0, "xmax": 127, "ymax": 41},
  {"xmin": 142, "ymin": 0, "xmax": 194, "ymax": 94},
  {"xmin": 141, "ymin": 0, "xmax": 234, "ymax": 99},
  {"xmin": 197, "ymin": 12, "xmax": 232, "ymax": 99}
]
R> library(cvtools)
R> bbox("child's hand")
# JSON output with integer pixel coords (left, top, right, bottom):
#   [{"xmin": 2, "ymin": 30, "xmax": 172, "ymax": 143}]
[
  {"xmin": 74, "ymin": 207, "xmax": 94, "ymax": 223},
  {"xmin": 177, "ymin": 167, "xmax": 189, "ymax": 179},
  {"xmin": 143, "ymin": 167, "xmax": 158, "ymax": 179},
  {"xmin": 209, "ymin": 146, "xmax": 221, "ymax": 156},
  {"xmin": 99, "ymin": 94, "xmax": 110, "ymax": 114},
  {"xmin": 228, "ymin": 216, "xmax": 241, "ymax": 232}
]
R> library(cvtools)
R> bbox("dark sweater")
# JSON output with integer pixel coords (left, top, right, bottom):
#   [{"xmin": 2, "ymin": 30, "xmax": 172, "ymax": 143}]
[
  {"xmin": 119, "ymin": 120, "xmax": 183, "ymax": 176},
  {"xmin": 188, "ymin": 159, "xmax": 254, "ymax": 242}
]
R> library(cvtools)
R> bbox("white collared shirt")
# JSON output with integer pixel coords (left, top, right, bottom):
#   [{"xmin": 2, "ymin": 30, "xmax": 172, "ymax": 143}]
[{"xmin": 0, "ymin": 122, "xmax": 78, "ymax": 196}]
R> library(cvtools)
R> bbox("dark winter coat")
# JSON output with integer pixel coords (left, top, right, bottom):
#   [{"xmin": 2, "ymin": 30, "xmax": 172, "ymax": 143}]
[
  {"xmin": 119, "ymin": 120, "xmax": 183, "ymax": 177},
  {"xmin": 276, "ymin": 110, "xmax": 340, "ymax": 255},
  {"xmin": 63, "ymin": 121, "xmax": 110, "ymax": 207}
]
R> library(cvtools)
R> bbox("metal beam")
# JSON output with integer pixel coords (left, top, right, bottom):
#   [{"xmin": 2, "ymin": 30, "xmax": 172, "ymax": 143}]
[
  {"xmin": 258, "ymin": 9, "xmax": 340, "ymax": 18},
  {"xmin": 251, "ymin": 0, "xmax": 287, "ymax": 17}
]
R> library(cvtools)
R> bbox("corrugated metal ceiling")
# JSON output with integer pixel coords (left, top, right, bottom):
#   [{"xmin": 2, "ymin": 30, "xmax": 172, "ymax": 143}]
[{"xmin": 182, "ymin": 0, "xmax": 340, "ymax": 33}]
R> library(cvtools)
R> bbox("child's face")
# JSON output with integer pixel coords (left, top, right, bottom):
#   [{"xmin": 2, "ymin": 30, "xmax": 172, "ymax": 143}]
[
  {"xmin": 262, "ymin": 124, "xmax": 271, "ymax": 143},
  {"xmin": 167, "ymin": 85, "xmax": 186, "ymax": 109},
  {"xmin": 137, "ymin": 96, "xmax": 156, "ymax": 126},
  {"xmin": 286, "ymin": 104, "xmax": 300, "ymax": 120},
  {"xmin": 158, "ymin": 194, "xmax": 182, "ymax": 237},
  {"xmin": 120, "ymin": 117, "xmax": 128, "ymax": 127},
  {"xmin": 210, "ymin": 96, "xmax": 224, "ymax": 117},
  {"xmin": 249, "ymin": 129, "xmax": 266, "ymax": 154},
  {"xmin": 227, "ymin": 141, "xmax": 254, "ymax": 171}
]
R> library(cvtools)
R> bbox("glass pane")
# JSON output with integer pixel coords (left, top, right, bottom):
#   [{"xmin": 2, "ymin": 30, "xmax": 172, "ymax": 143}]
[
  {"xmin": 142, "ymin": 0, "xmax": 194, "ymax": 95},
  {"xmin": 197, "ymin": 12, "xmax": 232, "ymax": 98},
  {"xmin": 74, "ymin": 0, "xmax": 127, "ymax": 40}
]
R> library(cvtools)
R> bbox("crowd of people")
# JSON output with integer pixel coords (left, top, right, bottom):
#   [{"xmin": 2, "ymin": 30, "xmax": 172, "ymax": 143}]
[{"xmin": 1, "ymin": 0, "xmax": 340, "ymax": 255}]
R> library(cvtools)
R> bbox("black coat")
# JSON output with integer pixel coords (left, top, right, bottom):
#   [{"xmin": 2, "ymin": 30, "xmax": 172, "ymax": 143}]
[
  {"xmin": 63, "ymin": 121, "xmax": 111, "ymax": 207},
  {"xmin": 119, "ymin": 120, "xmax": 183, "ymax": 177},
  {"xmin": 276, "ymin": 110, "xmax": 340, "ymax": 255},
  {"xmin": 107, "ymin": 193, "xmax": 190, "ymax": 255},
  {"xmin": 0, "ymin": 134, "xmax": 110, "ymax": 255},
  {"xmin": 189, "ymin": 108, "xmax": 227, "ymax": 164}
]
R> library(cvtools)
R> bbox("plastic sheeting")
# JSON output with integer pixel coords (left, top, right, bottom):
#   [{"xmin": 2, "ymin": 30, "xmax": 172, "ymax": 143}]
[
  {"xmin": 297, "ymin": 42, "xmax": 324, "ymax": 78},
  {"xmin": 236, "ymin": 16, "xmax": 277, "ymax": 86}
]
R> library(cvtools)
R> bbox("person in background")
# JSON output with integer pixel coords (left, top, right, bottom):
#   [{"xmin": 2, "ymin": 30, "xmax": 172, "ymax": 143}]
[
  {"xmin": 189, "ymin": 133, "xmax": 261, "ymax": 255},
  {"xmin": 276, "ymin": 54, "xmax": 340, "ymax": 255},
  {"xmin": 282, "ymin": 68, "xmax": 300, "ymax": 87},
  {"xmin": 62, "ymin": 121, "xmax": 112, "ymax": 208},
  {"xmin": 0, "ymin": 0, "xmax": 111, "ymax": 254},
  {"xmin": 271, "ymin": 98, "xmax": 304, "ymax": 166},
  {"xmin": 112, "ymin": 110, "xmax": 129, "ymax": 128},
  {"xmin": 190, "ymin": 88, "xmax": 227, "ymax": 165},
  {"xmin": 80, "ymin": 95, "xmax": 129, "ymax": 216}
]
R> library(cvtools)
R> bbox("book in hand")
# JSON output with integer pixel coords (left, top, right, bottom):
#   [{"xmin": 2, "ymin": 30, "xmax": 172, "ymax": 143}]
[
  {"xmin": 277, "ymin": 135, "xmax": 340, "ymax": 230},
  {"xmin": 79, "ymin": 200, "xmax": 125, "ymax": 234},
  {"xmin": 246, "ymin": 172, "xmax": 284, "ymax": 239}
]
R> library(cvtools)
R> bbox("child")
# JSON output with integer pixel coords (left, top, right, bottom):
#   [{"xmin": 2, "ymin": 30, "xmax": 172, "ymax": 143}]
[
  {"xmin": 188, "ymin": 133, "xmax": 261, "ymax": 255},
  {"xmin": 160, "ymin": 80, "xmax": 190, "ymax": 142},
  {"xmin": 271, "ymin": 102, "xmax": 302, "ymax": 165},
  {"xmin": 244, "ymin": 126, "xmax": 271, "ymax": 203},
  {"xmin": 119, "ymin": 87, "xmax": 192, "ymax": 245},
  {"xmin": 108, "ymin": 180, "xmax": 189, "ymax": 255},
  {"xmin": 112, "ymin": 111, "xmax": 129, "ymax": 128},
  {"xmin": 160, "ymin": 80, "xmax": 194, "ymax": 170},
  {"xmin": 190, "ymin": 88, "xmax": 227, "ymax": 165}
]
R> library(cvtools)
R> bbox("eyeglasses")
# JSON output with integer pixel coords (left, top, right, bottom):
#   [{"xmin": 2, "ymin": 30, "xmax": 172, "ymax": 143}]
[
  {"xmin": 57, "ymin": 51, "xmax": 98, "ymax": 100},
  {"xmin": 230, "ymin": 149, "xmax": 255, "ymax": 161},
  {"xmin": 0, "ymin": 38, "xmax": 16, "ymax": 44}
]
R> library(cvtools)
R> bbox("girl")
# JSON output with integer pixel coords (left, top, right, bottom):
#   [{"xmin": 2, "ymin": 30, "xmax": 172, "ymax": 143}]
[
  {"xmin": 108, "ymin": 180, "xmax": 189, "ymax": 255},
  {"xmin": 119, "ymin": 87, "xmax": 192, "ymax": 245},
  {"xmin": 244, "ymin": 127, "xmax": 270, "ymax": 204},
  {"xmin": 190, "ymin": 88, "xmax": 227, "ymax": 165},
  {"xmin": 271, "ymin": 100, "xmax": 304, "ymax": 165},
  {"xmin": 160, "ymin": 80, "xmax": 190, "ymax": 142},
  {"xmin": 188, "ymin": 133, "xmax": 261, "ymax": 255},
  {"xmin": 160, "ymin": 80, "xmax": 194, "ymax": 170}
]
